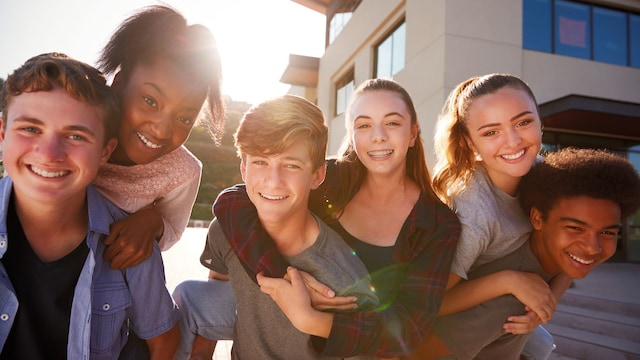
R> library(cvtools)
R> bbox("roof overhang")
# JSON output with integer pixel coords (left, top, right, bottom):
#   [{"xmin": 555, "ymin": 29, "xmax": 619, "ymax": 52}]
[
  {"xmin": 291, "ymin": 0, "xmax": 330, "ymax": 14},
  {"xmin": 280, "ymin": 54, "xmax": 320, "ymax": 88},
  {"xmin": 539, "ymin": 95, "xmax": 640, "ymax": 140}
]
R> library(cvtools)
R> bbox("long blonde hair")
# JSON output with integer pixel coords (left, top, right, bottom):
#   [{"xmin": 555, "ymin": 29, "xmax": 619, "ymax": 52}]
[{"xmin": 432, "ymin": 74, "xmax": 539, "ymax": 206}]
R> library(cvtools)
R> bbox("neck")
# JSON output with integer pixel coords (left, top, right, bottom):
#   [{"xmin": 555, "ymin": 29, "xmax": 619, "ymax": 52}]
[
  {"xmin": 361, "ymin": 171, "xmax": 411, "ymax": 202},
  {"xmin": 14, "ymin": 193, "xmax": 89, "ymax": 262},
  {"xmin": 261, "ymin": 210, "xmax": 319, "ymax": 256},
  {"xmin": 483, "ymin": 164, "xmax": 520, "ymax": 196}
]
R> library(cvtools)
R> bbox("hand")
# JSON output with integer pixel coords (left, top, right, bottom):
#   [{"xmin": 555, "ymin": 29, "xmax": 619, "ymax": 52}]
[
  {"xmin": 510, "ymin": 272, "xmax": 557, "ymax": 323},
  {"xmin": 257, "ymin": 267, "xmax": 333, "ymax": 337},
  {"xmin": 503, "ymin": 307, "xmax": 542, "ymax": 334},
  {"xmin": 286, "ymin": 270, "xmax": 358, "ymax": 311},
  {"xmin": 103, "ymin": 206, "xmax": 163, "ymax": 269}
]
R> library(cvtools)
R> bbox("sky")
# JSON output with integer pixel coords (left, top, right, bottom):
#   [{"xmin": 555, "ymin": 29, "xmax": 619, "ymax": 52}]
[{"xmin": 0, "ymin": 0, "xmax": 326, "ymax": 104}]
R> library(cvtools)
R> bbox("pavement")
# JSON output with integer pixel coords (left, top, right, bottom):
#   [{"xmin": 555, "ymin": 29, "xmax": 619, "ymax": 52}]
[{"xmin": 163, "ymin": 227, "xmax": 640, "ymax": 360}]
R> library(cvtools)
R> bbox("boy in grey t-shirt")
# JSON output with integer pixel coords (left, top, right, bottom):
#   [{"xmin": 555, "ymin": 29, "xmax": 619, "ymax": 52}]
[{"xmin": 175, "ymin": 95, "xmax": 377, "ymax": 359}]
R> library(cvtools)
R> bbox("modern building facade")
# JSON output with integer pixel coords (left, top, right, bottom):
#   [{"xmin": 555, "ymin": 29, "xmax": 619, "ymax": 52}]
[{"xmin": 282, "ymin": 0, "xmax": 640, "ymax": 262}]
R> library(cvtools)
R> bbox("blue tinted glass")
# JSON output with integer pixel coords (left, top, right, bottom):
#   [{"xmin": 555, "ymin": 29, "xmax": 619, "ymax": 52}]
[
  {"xmin": 555, "ymin": 0, "xmax": 590, "ymax": 59},
  {"xmin": 523, "ymin": 0, "xmax": 552, "ymax": 52},
  {"xmin": 391, "ymin": 22, "xmax": 406, "ymax": 75},
  {"xmin": 631, "ymin": 15, "xmax": 640, "ymax": 68},
  {"xmin": 594, "ymin": 7, "xmax": 627, "ymax": 65}
]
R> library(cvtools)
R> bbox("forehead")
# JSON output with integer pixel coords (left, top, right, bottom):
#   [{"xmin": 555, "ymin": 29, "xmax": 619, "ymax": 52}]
[
  {"xmin": 548, "ymin": 196, "xmax": 621, "ymax": 225},
  {"xmin": 247, "ymin": 139, "xmax": 312, "ymax": 162},
  {"xmin": 351, "ymin": 90, "xmax": 408, "ymax": 117},
  {"xmin": 125, "ymin": 59, "xmax": 208, "ymax": 100},
  {"xmin": 466, "ymin": 87, "xmax": 537, "ymax": 122},
  {"xmin": 6, "ymin": 89, "xmax": 103, "ymax": 131}
]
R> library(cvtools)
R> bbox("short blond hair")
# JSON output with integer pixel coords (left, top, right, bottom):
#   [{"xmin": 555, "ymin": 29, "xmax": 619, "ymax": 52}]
[{"xmin": 234, "ymin": 95, "xmax": 328, "ymax": 171}]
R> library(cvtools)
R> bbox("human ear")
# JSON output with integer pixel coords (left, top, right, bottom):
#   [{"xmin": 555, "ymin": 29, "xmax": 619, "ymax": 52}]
[
  {"xmin": 530, "ymin": 207, "xmax": 544, "ymax": 230},
  {"xmin": 409, "ymin": 123, "xmax": 419, "ymax": 147},
  {"xmin": 100, "ymin": 138, "xmax": 118, "ymax": 165},
  {"xmin": 311, "ymin": 163, "xmax": 327, "ymax": 190},
  {"xmin": 240, "ymin": 158, "xmax": 247, "ymax": 183}
]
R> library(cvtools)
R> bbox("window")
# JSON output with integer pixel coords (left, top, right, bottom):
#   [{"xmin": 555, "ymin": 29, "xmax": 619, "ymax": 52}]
[
  {"xmin": 375, "ymin": 21, "xmax": 406, "ymax": 78},
  {"xmin": 329, "ymin": 12, "xmax": 353, "ymax": 44},
  {"xmin": 594, "ymin": 7, "xmax": 627, "ymax": 65},
  {"xmin": 335, "ymin": 70, "xmax": 354, "ymax": 116},
  {"xmin": 523, "ymin": 0, "xmax": 640, "ymax": 68}
]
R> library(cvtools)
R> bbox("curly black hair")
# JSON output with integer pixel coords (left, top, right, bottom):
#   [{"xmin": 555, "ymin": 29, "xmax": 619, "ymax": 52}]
[{"xmin": 519, "ymin": 147, "xmax": 640, "ymax": 219}]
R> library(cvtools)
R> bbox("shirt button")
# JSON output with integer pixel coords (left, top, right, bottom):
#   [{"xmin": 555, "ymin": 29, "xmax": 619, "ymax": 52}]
[
  {"xmin": 102, "ymin": 304, "xmax": 110, "ymax": 311},
  {"xmin": 0, "ymin": 240, "xmax": 6, "ymax": 248},
  {"xmin": 0, "ymin": 313, "xmax": 9, "ymax": 321}
]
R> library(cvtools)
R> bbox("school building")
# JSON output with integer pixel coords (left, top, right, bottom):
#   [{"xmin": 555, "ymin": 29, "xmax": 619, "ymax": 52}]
[{"xmin": 281, "ymin": 0, "xmax": 640, "ymax": 263}]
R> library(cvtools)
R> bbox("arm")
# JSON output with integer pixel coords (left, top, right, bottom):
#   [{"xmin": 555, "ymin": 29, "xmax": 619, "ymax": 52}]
[
  {"xmin": 103, "ymin": 204, "xmax": 163, "ymax": 269},
  {"xmin": 102, "ymin": 156, "xmax": 201, "ymax": 268},
  {"xmin": 146, "ymin": 323, "xmax": 180, "ymax": 360},
  {"xmin": 438, "ymin": 269, "xmax": 556, "ymax": 322}
]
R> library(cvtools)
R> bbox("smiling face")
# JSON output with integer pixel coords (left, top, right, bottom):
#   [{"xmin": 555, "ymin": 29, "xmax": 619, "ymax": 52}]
[
  {"xmin": 110, "ymin": 58, "xmax": 208, "ymax": 165},
  {"xmin": 0, "ymin": 88, "xmax": 116, "ymax": 207},
  {"xmin": 465, "ymin": 87, "xmax": 542, "ymax": 194},
  {"xmin": 349, "ymin": 90, "xmax": 417, "ymax": 178},
  {"xmin": 530, "ymin": 196, "xmax": 620, "ymax": 279},
  {"xmin": 241, "ymin": 140, "xmax": 325, "ymax": 227}
]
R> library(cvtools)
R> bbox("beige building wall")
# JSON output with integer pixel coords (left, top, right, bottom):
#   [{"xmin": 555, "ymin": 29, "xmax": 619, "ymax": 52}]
[{"xmin": 315, "ymin": 0, "xmax": 640, "ymax": 167}]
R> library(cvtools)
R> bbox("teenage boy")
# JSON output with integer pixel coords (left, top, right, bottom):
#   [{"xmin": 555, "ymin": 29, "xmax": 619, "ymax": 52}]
[
  {"xmin": 420, "ymin": 147, "xmax": 640, "ymax": 360},
  {"xmin": 0, "ymin": 53, "xmax": 179, "ymax": 359},
  {"xmin": 173, "ymin": 95, "xmax": 377, "ymax": 360}
]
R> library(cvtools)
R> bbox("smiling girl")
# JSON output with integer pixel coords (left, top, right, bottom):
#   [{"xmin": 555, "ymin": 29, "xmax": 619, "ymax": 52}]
[{"xmin": 92, "ymin": 5, "xmax": 224, "ymax": 269}]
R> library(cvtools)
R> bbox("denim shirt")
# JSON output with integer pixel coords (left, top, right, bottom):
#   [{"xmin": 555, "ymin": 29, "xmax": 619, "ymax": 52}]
[{"xmin": 0, "ymin": 178, "xmax": 178, "ymax": 359}]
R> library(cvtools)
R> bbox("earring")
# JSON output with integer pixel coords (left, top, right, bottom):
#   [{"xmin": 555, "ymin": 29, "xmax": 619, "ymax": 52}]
[{"xmin": 474, "ymin": 152, "xmax": 482, "ymax": 161}]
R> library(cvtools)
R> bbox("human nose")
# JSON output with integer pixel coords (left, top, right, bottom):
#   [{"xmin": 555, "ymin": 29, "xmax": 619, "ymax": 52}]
[
  {"xmin": 583, "ymin": 232, "xmax": 603, "ymax": 255},
  {"xmin": 370, "ymin": 123, "xmax": 387, "ymax": 142},
  {"xmin": 149, "ymin": 113, "xmax": 173, "ymax": 139},
  {"xmin": 37, "ymin": 136, "xmax": 65, "ymax": 161},
  {"xmin": 265, "ymin": 165, "xmax": 284, "ymax": 187},
  {"xmin": 505, "ymin": 128, "xmax": 522, "ymax": 148}
]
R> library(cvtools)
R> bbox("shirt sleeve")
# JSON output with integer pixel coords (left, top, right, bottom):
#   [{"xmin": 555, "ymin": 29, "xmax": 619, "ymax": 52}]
[
  {"xmin": 449, "ymin": 194, "xmax": 492, "ymax": 279},
  {"xmin": 199, "ymin": 219, "xmax": 229, "ymax": 275},
  {"xmin": 125, "ymin": 244, "xmax": 179, "ymax": 339},
  {"xmin": 155, "ymin": 163, "xmax": 202, "ymax": 251},
  {"xmin": 314, "ymin": 203, "xmax": 460, "ymax": 357}
]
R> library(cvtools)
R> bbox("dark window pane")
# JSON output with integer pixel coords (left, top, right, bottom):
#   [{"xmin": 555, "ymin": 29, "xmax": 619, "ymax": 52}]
[
  {"xmin": 391, "ymin": 22, "xmax": 406, "ymax": 76},
  {"xmin": 594, "ymin": 7, "xmax": 627, "ymax": 65},
  {"xmin": 523, "ymin": 0, "xmax": 552, "ymax": 52}
]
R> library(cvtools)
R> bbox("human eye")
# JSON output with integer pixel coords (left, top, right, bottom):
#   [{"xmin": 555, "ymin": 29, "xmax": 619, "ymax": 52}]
[
  {"xmin": 482, "ymin": 130, "xmax": 498, "ymax": 137},
  {"xmin": 177, "ymin": 116, "xmax": 194, "ymax": 126},
  {"xmin": 284, "ymin": 163, "xmax": 302, "ymax": 170},
  {"xmin": 20, "ymin": 126, "xmax": 40, "ymax": 134},
  {"xmin": 516, "ymin": 119, "xmax": 534, "ymax": 128},
  {"xmin": 252, "ymin": 159, "xmax": 267, "ymax": 166},
  {"xmin": 67, "ymin": 134, "xmax": 88, "ymax": 142},
  {"xmin": 142, "ymin": 96, "xmax": 158, "ymax": 109},
  {"xmin": 601, "ymin": 229, "xmax": 619, "ymax": 237}
]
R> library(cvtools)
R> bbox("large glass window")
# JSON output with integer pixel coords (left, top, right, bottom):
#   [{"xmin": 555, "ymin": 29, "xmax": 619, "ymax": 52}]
[
  {"xmin": 594, "ymin": 7, "xmax": 627, "ymax": 66},
  {"xmin": 555, "ymin": 0, "xmax": 590, "ymax": 59},
  {"xmin": 335, "ymin": 70, "xmax": 354, "ymax": 116},
  {"xmin": 631, "ymin": 14, "xmax": 640, "ymax": 68},
  {"xmin": 523, "ymin": 0, "xmax": 552, "ymax": 52},
  {"xmin": 523, "ymin": 0, "xmax": 640, "ymax": 68},
  {"xmin": 375, "ymin": 21, "xmax": 406, "ymax": 78}
]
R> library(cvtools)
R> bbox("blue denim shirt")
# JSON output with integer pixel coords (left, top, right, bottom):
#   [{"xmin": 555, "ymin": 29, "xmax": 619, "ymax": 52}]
[{"xmin": 0, "ymin": 177, "xmax": 178, "ymax": 359}]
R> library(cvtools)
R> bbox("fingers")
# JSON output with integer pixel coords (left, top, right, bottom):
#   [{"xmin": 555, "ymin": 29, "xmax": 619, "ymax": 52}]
[{"xmin": 299, "ymin": 270, "xmax": 335, "ymax": 298}]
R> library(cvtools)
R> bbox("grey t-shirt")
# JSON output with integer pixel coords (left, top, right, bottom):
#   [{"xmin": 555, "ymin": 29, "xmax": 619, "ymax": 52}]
[
  {"xmin": 433, "ymin": 241, "xmax": 555, "ymax": 360},
  {"xmin": 204, "ymin": 215, "xmax": 377, "ymax": 360},
  {"xmin": 450, "ymin": 165, "xmax": 532, "ymax": 279}
]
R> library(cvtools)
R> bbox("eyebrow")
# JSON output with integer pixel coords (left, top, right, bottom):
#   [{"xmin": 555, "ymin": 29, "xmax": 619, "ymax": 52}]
[
  {"xmin": 559, "ymin": 217, "xmax": 622, "ymax": 230},
  {"xmin": 13, "ymin": 117, "xmax": 97, "ymax": 138},
  {"xmin": 475, "ymin": 110, "xmax": 533, "ymax": 132},
  {"xmin": 354, "ymin": 111, "xmax": 406, "ymax": 122}
]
